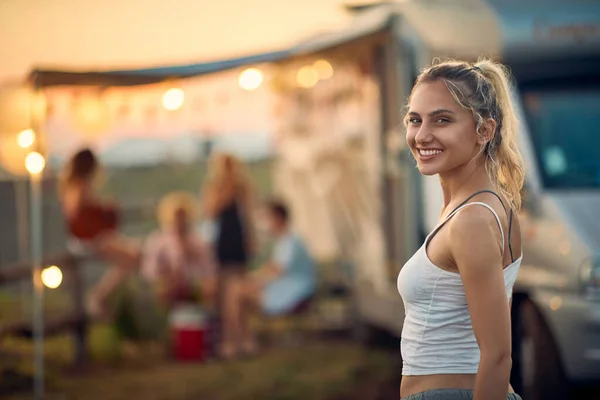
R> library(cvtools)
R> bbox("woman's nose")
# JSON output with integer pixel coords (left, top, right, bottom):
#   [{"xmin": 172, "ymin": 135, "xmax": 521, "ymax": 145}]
[{"xmin": 414, "ymin": 125, "xmax": 433, "ymax": 144}]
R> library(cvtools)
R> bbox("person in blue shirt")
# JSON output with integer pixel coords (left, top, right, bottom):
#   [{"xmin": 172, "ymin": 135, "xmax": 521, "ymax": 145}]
[{"xmin": 231, "ymin": 199, "xmax": 316, "ymax": 356}]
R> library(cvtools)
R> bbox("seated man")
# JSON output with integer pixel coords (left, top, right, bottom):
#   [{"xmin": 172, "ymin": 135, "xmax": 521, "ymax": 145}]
[
  {"xmin": 141, "ymin": 191, "xmax": 217, "ymax": 311},
  {"xmin": 235, "ymin": 199, "xmax": 316, "ymax": 353}
]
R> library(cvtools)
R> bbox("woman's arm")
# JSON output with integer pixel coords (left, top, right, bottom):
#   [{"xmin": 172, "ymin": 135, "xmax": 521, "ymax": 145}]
[
  {"xmin": 251, "ymin": 262, "xmax": 282, "ymax": 287},
  {"xmin": 449, "ymin": 206, "xmax": 512, "ymax": 400},
  {"xmin": 61, "ymin": 183, "xmax": 88, "ymax": 218},
  {"xmin": 238, "ymin": 185, "xmax": 257, "ymax": 256},
  {"xmin": 253, "ymin": 237, "xmax": 293, "ymax": 287},
  {"xmin": 244, "ymin": 187, "xmax": 259, "ymax": 254},
  {"xmin": 201, "ymin": 185, "xmax": 220, "ymax": 219}
]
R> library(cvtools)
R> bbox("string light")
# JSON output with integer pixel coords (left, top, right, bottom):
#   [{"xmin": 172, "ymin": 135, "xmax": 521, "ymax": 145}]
[
  {"xmin": 297, "ymin": 66, "xmax": 319, "ymax": 88},
  {"xmin": 313, "ymin": 60, "xmax": 333, "ymax": 80},
  {"xmin": 162, "ymin": 88, "xmax": 185, "ymax": 111},
  {"xmin": 239, "ymin": 68, "xmax": 264, "ymax": 91},
  {"xmin": 41, "ymin": 266, "xmax": 62, "ymax": 289},
  {"xmin": 25, "ymin": 152, "xmax": 45, "ymax": 175},
  {"xmin": 17, "ymin": 129, "xmax": 35, "ymax": 148}
]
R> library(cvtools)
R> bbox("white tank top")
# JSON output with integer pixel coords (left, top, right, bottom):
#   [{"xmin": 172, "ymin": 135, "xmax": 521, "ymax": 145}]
[{"xmin": 397, "ymin": 201, "xmax": 522, "ymax": 376}]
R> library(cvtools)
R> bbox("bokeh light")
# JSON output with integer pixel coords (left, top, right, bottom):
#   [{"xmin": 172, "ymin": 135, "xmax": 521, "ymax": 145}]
[
  {"xmin": 239, "ymin": 68, "xmax": 264, "ymax": 91},
  {"xmin": 25, "ymin": 151, "xmax": 45, "ymax": 175},
  {"xmin": 313, "ymin": 60, "xmax": 333, "ymax": 80},
  {"xmin": 41, "ymin": 265, "xmax": 62, "ymax": 289},
  {"xmin": 162, "ymin": 88, "xmax": 185, "ymax": 111},
  {"xmin": 296, "ymin": 66, "xmax": 319, "ymax": 88},
  {"xmin": 17, "ymin": 129, "xmax": 35, "ymax": 148}
]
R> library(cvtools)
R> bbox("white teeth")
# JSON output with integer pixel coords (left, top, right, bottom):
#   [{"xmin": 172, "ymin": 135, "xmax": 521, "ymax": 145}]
[{"xmin": 419, "ymin": 149, "xmax": 442, "ymax": 156}]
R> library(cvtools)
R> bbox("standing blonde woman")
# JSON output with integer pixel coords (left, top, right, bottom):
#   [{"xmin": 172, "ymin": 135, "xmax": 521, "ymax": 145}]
[
  {"xmin": 397, "ymin": 59, "xmax": 525, "ymax": 400},
  {"xmin": 202, "ymin": 153, "xmax": 256, "ymax": 358}
]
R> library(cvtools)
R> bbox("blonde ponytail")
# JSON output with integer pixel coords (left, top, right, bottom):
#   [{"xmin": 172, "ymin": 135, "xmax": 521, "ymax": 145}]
[{"xmin": 475, "ymin": 59, "xmax": 525, "ymax": 210}]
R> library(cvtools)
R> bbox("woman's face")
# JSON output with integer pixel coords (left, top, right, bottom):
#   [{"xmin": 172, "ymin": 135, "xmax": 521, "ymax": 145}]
[
  {"xmin": 210, "ymin": 154, "xmax": 236, "ymax": 177},
  {"xmin": 406, "ymin": 80, "xmax": 482, "ymax": 176},
  {"xmin": 173, "ymin": 208, "xmax": 190, "ymax": 234},
  {"xmin": 266, "ymin": 208, "xmax": 285, "ymax": 235}
]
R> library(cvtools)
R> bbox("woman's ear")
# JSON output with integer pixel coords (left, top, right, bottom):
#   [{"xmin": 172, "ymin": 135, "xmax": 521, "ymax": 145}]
[{"xmin": 477, "ymin": 118, "xmax": 497, "ymax": 145}]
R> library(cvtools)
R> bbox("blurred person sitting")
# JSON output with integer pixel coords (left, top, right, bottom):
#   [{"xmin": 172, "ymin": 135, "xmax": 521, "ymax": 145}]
[
  {"xmin": 233, "ymin": 199, "xmax": 317, "ymax": 355},
  {"xmin": 141, "ymin": 191, "xmax": 217, "ymax": 311},
  {"xmin": 59, "ymin": 148, "xmax": 140, "ymax": 319}
]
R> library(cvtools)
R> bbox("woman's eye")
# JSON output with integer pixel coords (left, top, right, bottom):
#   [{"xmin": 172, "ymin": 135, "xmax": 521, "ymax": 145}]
[
  {"xmin": 407, "ymin": 118, "xmax": 421, "ymax": 125},
  {"xmin": 435, "ymin": 117, "xmax": 450, "ymax": 123}
]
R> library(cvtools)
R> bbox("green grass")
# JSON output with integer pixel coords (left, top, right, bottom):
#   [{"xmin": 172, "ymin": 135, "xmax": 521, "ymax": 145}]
[
  {"xmin": 4, "ymin": 339, "xmax": 396, "ymax": 400},
  {"xmin": 101, "ymin": 158, "xmax": 273, "ymax": 204}
]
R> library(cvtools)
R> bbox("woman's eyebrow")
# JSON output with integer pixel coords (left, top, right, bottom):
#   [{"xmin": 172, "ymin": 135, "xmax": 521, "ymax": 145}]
[
  {"xmin": 429, "ymin": 109, "xmax": 454, "ymax": 116},
  {"xmin": 407, "ymin": 109, "xmax": 455, "ymax": 117}
]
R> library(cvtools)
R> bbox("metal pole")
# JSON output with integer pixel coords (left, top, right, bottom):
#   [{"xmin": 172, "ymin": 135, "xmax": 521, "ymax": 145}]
[
  {"xmin": 28, "ymin": 75, "xmax": 46, "ymax": 400},
  {"xmin": 30, "ymin": 171, "xmax": 44, "ymax": 400},
  {"xmin": 16, "ymin": 178, "xmax": 30, "ymax": 315}
]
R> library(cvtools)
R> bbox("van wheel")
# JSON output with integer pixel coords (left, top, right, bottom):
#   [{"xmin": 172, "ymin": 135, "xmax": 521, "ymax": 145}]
[{"xmin": 516, "ymin": 299, "xmax": 570, "ymax": 400}]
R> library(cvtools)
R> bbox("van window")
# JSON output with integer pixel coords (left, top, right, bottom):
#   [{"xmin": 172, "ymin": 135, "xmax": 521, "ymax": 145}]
[{"xmin": 520, "ymin": 82, "xmax": 600, "ymax": 189}]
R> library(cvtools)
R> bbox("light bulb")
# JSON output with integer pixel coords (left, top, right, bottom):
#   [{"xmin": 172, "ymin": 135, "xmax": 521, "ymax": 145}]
[
  {"xmin": 25, "ymin": 151, "xmax": 45, "ymax": 175},
  {"xmin": 17, "ymin": 129, "xmax": 36, "ymax": 148},
  {"xmin": 162, "ymin": 88, "xmax": 185, "ymax": 111},
  {"xmin": 239, "ymin": 68, "xmax": 264, "ymax": 91},
  {"xmin": 296, "ymin": 66, "xmax": 319, "ymax": 88},
  {"xmin": 41, "ymin": 265, "xmax": 63, "ymax": 289},
  {"xmin": 313, "ymin": 60, "xmax": 333, "ymax": 80}
]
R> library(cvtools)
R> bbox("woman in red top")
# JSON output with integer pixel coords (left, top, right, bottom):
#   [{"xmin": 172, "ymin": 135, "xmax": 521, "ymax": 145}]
[{"xmin": 59, "ymin": 148, "xmax": 140, "ymax": 318}]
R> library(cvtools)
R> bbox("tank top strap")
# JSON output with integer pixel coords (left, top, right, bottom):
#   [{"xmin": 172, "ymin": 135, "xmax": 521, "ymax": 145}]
[
  {"xmin": 425, "ymin": 201, "xmax": 506, "ymax": 257},
  {"xmin": 426, "ymin": 190, "xmax": 501, "ymax": 240},
  {"xmin": 457, "ymin": 189, "xmax": 507, "ymax": 211}
]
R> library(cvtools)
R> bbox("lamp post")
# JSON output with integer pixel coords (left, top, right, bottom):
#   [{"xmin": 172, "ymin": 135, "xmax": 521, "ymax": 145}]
[
  {"xmin": 25, "ymin": 150, "xmax": 46, "ymax": 400},
  {"xmin": 0, "ymin": 80, "xmax": 47, "ymax": 399}
]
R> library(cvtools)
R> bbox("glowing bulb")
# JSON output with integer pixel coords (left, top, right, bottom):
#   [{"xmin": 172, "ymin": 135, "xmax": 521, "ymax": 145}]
[
  {"xmin": 313, "ymin": 60, "xmax": 333, "ymax": 80},
  {"xmin": 17, "ymin": 129, "xmax": 35, "ymax": 148},
  {"xmin": 25, "ymin": 151, "xmax": 45, "ymax": 174},
  {"xmin": 559, "ymin": 240, "xmax": 571, "ymax": 256},
  {"xmin": 549, "ymin": 296, "xmax": 563, "ymax": 311},
  {"xmin": 239, "ymin": 68, "xmax": 264, "ymax": 91},
  {"xmin": 41, "ymin": 265, "xmax": 62, "ymax": 289},
  {"xmin": 296, "ymin": 66, "xmax": 319, "ymax": 88},
  {"xmin": 162, "ymin": 88, "xmax": 185, "ymax": 111}
]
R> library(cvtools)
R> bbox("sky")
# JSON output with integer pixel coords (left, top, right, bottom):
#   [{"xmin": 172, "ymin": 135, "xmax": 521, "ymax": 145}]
[{"xmin": 0, "ymin": 0, "xmax": 359, "ymax": 82}]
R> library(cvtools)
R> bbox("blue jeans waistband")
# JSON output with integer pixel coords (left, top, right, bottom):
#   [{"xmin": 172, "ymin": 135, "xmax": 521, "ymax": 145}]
[{"xmin": 401, "ymin": 388, "xmax": 522, "ymax": 400}]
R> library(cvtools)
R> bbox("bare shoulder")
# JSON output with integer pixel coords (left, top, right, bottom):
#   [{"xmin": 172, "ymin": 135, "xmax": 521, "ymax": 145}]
[
  {"xmin": 448, "ymin": 204, "xmax": 504, "ymax": 264},
  {"xmin": 449, "ymin": 204, "xmax": 502, "ymax": 236},
  {"xmin": 61, "ymin": 180, "xmax": 86, "ymax": 210}
]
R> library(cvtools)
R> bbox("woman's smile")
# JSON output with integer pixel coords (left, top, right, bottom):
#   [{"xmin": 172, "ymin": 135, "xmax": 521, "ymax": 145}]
[{"xmin": 417, "ymin": 148, "xmax": 444, "ymax": 161}]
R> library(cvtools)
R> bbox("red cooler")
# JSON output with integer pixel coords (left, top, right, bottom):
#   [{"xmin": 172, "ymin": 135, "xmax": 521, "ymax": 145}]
[{"xmin": 169, "ymin": 304, "xmax": 206, "ymax": 362}]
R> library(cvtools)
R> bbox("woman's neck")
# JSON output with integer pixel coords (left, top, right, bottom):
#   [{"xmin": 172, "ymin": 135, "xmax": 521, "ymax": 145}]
[
  {"xmin": 439, "ymin": 162, "xmax": 494, "ymax": 213},
  {"xmin": 169, "ymin": 226, "xmax": 189, "ymax": 240}
]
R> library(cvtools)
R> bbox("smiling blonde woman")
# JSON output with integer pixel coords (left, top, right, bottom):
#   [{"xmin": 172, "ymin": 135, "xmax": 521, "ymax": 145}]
[{"xmin": 397, "ymin": 59, "xmax": 525, "ymax": 400}]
